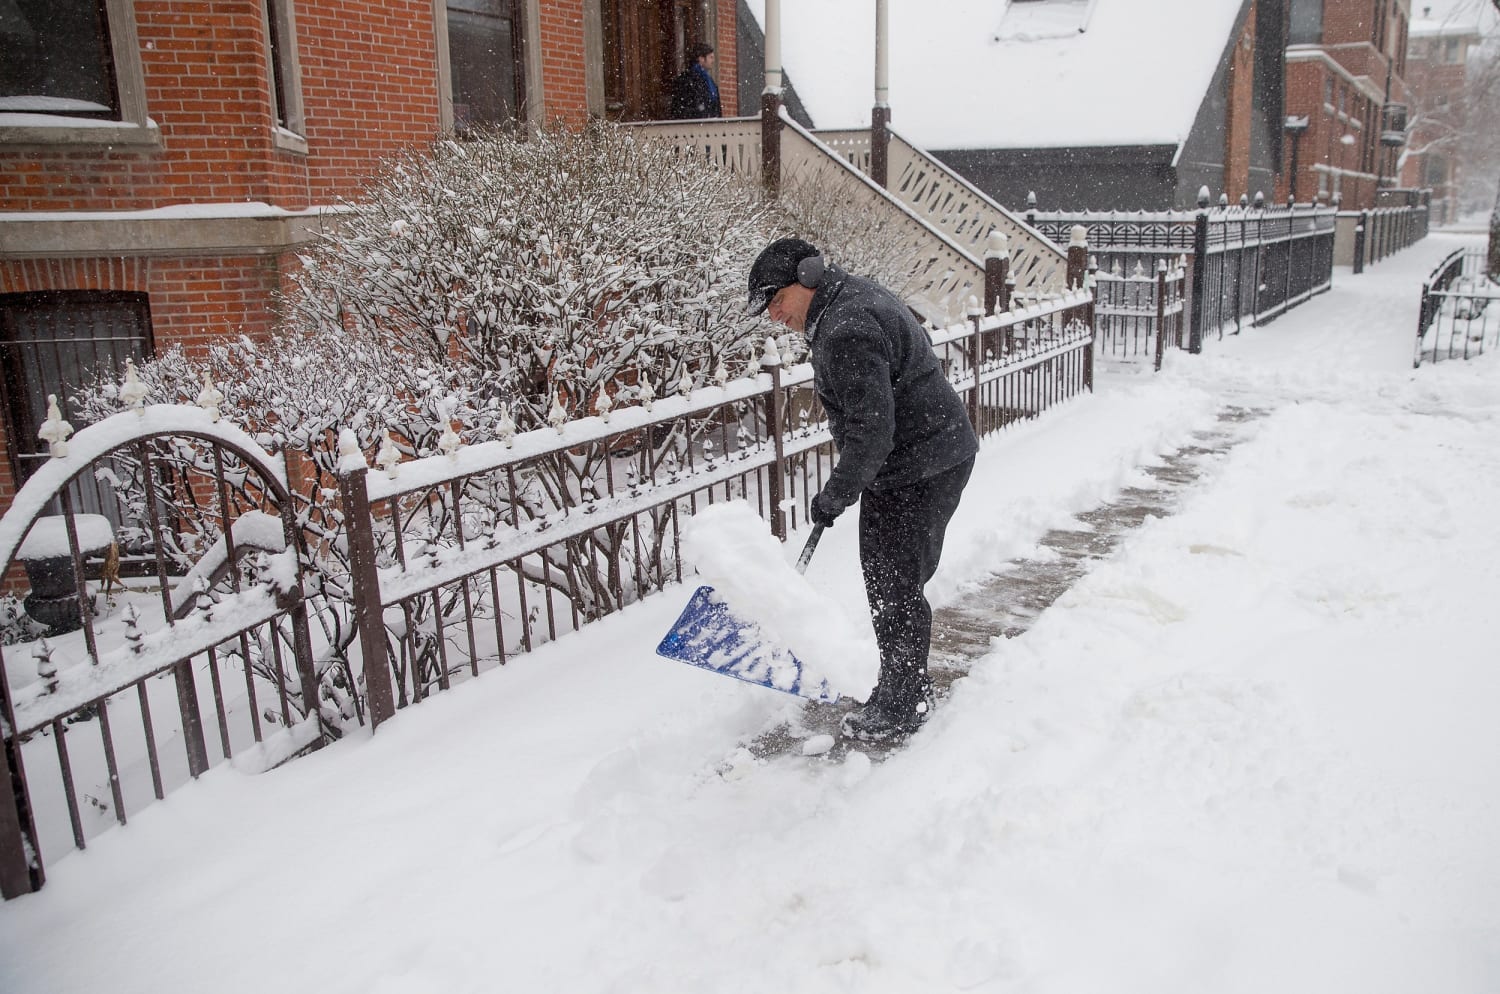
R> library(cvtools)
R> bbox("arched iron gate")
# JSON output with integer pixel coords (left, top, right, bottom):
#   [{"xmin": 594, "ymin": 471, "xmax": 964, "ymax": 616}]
[{"xmin": 0, "ymin": 404, "xmax": 321, "ymax": 899}]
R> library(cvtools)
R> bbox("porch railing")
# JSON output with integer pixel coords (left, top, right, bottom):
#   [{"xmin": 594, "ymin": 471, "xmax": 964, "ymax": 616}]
[
  {"xmin": 1415, "ymin": 248, "xmax": 1499, "ymax": 367},
  {"xmin": 815, "ymin": 127, "xmax": 1067, "ymax": 298},
  {"xmin": 632, "ymin": 117, "xmax": 1068, "ymax": 322}
]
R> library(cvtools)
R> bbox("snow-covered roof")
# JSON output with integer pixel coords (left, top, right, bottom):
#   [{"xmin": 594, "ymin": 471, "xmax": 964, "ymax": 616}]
[
  {"xmin": 743, "ymin": 0, "xmax": 1248, "ymax": 151},
  {"xmin": 1409, "ymin": 0, "xmax": 1500, "ymax": 38}
]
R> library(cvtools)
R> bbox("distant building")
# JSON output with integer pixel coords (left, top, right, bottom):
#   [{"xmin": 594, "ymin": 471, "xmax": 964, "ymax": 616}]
[
  {"xmin": 741, "ymin": 0, "xmax": 1288, "ymax": 211},
  {"xmin": 1401, "ymin": 1, "xmax": 1499, "ymax": 223},
  {"xmin": 1280, "ymin": 0, "xmax": 1414, "ymax": 209}
]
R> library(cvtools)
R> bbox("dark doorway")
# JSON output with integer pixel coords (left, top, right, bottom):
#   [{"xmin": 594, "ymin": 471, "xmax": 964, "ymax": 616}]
[{"xmin": 601, "ymin": 0, "xmax": 708, "ymax": 121}]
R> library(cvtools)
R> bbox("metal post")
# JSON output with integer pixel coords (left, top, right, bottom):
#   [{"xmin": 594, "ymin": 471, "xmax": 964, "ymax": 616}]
[
  {"xmin": 763, "ymin": 345, "xmax": 788, "ymax": 540},
  {"xmin": 871, "ymin": 0, "xmax": 890, "ymax": 187},
  {"xmin": 0, "ymin": 675, "xmax": 42, "ymax": 897},
  {"xmin": 338, "ymin": 464, "xmax": 396, "ymax": 729},
  {"xmin": 1155, "ymin": 260, "xmax": 1168, "ymax": 372},
  {"xmin": 1188, "ymin": 195, "xmax": 1210, "ymax": 354},
  {"xmin": 966, "ymin": 307, "xmax": 982, "ymax": 429},
  {"xmin": 984, "ymin": 233, "xmax": 1010, "ymax": 316},
  {"xmin": 1066, "ymin": 225, "xmax": 1088, "ymax": 290},
  {"xmin": 1353, "ymin": 211, "xmax": 1367, "ymax": 275}
]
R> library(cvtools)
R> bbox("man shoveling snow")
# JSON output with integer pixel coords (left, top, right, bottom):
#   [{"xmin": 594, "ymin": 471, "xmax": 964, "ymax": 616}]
[{"xmin": 742, "ymin": 237, "xmax": 978, "ymax": 742}]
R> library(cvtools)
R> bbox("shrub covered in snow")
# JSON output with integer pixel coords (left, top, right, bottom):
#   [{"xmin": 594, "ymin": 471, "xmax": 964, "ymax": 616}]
[
  {"xmin": 285, "ymin": 124, "xmax": 775, "ymax": 429},
  {"xmin": 72, "ymin": 122, "xmax": 936, "ymax": 727}
]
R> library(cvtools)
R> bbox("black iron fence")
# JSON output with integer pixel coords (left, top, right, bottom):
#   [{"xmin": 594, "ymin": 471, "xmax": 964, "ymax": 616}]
[
  {"xmin": 0, "ymin": 406, "xmax": 324, "ymax": 899},
  {"xmin": 1338, "ymin": 196, "xmax": 1432, "ymax": 274},
  {"xmin": 1415, "ymin": 248, "xmax": 1499, "ymax": 367},
  {"xmin": 1030, "ymin": 196, "xmax": 1339, "ymax": 357},
  {"xmin": 338, "ymin": 292, "xmax": 1096, "ymax": 731},
  {"xmin": 1091, "ymin": 259, "xmax": 1187, "ymax": 371},
  {"xmin": 0, "ymin": 288, "xmax": 1096, "ymax": 899}
]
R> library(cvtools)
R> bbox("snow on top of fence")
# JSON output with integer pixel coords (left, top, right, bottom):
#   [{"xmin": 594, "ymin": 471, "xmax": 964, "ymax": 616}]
[
  {"xmin": 359, "ymin": 366, "xmax": 813, "ymax": 503},
  {"xmin": 0, "ymin": 405, "xmax": 288, "ymax": 575},
  {"xmin": 356, "ymin": 290, "xmax": 1093, "ymax": 503}
]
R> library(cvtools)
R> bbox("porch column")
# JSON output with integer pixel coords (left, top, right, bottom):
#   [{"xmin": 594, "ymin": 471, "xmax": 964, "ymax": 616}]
[
  {"xmin": 871, "ymin": 0, "xmax": 890, "ymax": 188},
  {"xmin": 761, "ymin": 0, "xmax": 783, "ymax": 198}
]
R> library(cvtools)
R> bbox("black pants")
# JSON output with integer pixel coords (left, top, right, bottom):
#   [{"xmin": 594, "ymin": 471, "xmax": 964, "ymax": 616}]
[{"xmin": 857, "ymin": 455, "xmax": 974, "ymax": 708}]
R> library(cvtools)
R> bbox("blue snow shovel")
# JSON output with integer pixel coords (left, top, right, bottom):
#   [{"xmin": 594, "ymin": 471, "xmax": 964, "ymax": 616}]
[{"xmin": 655, "ymin": 525, "xmax": 837, "ymax": 702}]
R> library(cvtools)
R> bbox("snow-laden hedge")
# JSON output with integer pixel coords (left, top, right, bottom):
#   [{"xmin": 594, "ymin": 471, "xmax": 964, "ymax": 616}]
[{"xmin": 72, "ymin": 123, "xmax": 924, "ymax": 727}]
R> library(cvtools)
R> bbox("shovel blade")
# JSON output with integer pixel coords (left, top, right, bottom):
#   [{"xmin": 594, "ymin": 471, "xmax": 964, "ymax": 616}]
[{"xmin": 656, "ymin": 586, "xmax": 837, "ymax": 703}]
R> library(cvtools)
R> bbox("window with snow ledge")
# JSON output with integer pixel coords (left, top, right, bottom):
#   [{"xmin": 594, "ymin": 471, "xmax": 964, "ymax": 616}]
[
  {"xmin": 264, "ymin": 0, "xmax": 308, "ymax": 153},
  {"xmin": 0, "ymin": 0, "xmax": 156, "ymax": 147}
]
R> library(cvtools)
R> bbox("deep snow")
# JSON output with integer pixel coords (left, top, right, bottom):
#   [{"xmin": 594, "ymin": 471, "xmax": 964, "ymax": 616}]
[{"xmin": 1, "ymin": 234, "xmax": 1497, "ymax": 993}]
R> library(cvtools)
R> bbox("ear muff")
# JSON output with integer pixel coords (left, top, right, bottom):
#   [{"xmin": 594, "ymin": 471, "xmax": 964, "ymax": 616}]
[{"xmin": 796, "ymin": 254, "xmax": 826, "ymax": 289}]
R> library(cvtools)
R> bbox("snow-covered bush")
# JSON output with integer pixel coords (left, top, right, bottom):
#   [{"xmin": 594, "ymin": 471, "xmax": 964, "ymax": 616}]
[
  {"xmin": 285, "ymin": 123, "xmax": 773, "ymax": 428},
  {"xmin": 72, "ymin": 122, "xmax": 941, "ymax": 726}
]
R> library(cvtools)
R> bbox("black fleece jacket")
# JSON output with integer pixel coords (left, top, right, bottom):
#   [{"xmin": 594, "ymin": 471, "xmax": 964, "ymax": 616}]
[{"xmin": 805, "ymin": 266, "xmax": 979, "ymax": 514}]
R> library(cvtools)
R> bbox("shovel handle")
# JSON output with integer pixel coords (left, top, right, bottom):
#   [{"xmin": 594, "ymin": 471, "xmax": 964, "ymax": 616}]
[{"xmin": 794, "ymin": 524, "xmax": 824, "ymax": 575}]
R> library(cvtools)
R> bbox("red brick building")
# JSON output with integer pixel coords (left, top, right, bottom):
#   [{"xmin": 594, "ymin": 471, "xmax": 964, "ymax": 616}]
[
  {"xmin": 1281, "ymin": 0, "xmax": 1414, "ymax": 207},
  {"xmin": 0, "ymin": 0, "xmax": 739, "ymax": 515}
]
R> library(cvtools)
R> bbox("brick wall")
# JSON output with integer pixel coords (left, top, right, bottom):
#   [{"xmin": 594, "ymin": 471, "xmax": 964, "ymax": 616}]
[
  {"xmin": 717, "ymin": 0, "xmax": 738, "ymax": 116},
  {"xmin": 294, "ymin": 0, "xmax": 445, "ymax": 204},
  {"xmin": 0, "ymin": 1, "xmax": 444, "ymax": 212},
  {"xmin": 537, "ymin": 0, "xmax": 589, "ymax": 126},
  {"xmin": 1223, "ymin": 5, "xmax": 1259, "ymax": 203}
]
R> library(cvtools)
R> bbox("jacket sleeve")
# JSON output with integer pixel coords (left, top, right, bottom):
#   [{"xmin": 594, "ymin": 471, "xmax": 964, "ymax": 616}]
[{"xmin": 818, "ymin": 314, "xmax": 896, "ymax": 512}]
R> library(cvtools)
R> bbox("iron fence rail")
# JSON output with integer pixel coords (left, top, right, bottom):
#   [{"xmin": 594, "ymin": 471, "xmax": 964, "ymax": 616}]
[
  {"xmin": 340, "ymin": 291, "xmax": 1096, "ymax": 730},
  {"xmin": 1415, "ymin": 248, "xmax": 1499, "ymax": 367},
  {"xmin": 1029, "ymin": 202, "xmax": 1339, "ymax": 353},
  {"xmin": 0, "ymin": 408, "xmax": 323, "ymax": 898}
]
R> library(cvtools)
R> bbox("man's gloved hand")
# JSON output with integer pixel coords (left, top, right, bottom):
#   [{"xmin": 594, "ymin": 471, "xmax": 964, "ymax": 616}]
[{"xmin": 809, "ymin": 491, "xmax": 841, "ymax": 529}]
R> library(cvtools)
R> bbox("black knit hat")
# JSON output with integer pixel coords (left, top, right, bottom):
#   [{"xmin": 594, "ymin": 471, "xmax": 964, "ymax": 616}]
[{"xmin": 747, "ymin": 237, "xmax": 820, "ymax": 315}]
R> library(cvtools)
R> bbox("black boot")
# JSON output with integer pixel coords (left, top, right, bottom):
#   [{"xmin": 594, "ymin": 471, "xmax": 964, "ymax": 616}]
[{"xmin": 840, "ymin": 672, "xmax": 934, "ymax": 743}]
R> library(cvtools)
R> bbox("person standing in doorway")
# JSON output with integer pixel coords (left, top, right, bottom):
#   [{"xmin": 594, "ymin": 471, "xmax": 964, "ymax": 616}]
[
  {"xmin": 747, "ymin": 238, "xmax": 978, "ymax": 742},
  {"xmin": 669, "ymin": 42, "xmax": 721, "ymax": 120}
]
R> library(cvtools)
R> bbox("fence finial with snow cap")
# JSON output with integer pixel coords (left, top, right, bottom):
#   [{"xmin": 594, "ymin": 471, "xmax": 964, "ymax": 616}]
[
  {"xmin": 986, "ymin": 231, "xmax": 1010, "ymax": 260},
  {"xmin": 197, "ymin": 372, "xmax": 224, "ymax": 422},
  {"xmin": 762, "ymin": 335, "xmax": 782, "ymax": 367},
  {"xmin": 38, "ymin": 395, "xmax": 73, "ymax": 459},
  {"xmin": 376, "ymin": 431, "xmax": 402, "ymax": 476},
  {"xmin": 120, "ymin": 357, "xmax": 150, "ymax": 414},
  {"xmin": 337, "ymin": 428, "xmax": 367, "ymax": 472}
]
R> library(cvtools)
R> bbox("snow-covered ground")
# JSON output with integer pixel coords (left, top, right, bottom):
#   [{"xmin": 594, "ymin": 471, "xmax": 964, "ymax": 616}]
[{"xmin": 2, "ymin": 234, "xmax": 1497, "ymax": 993}]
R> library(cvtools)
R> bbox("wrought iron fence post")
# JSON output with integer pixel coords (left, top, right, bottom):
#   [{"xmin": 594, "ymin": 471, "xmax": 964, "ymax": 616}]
[
  {"xmin": 984, "ymin": 232, "xmax": 1010, "ymax": 316},
  {"xmin": 1154, "ymin": 261, "xmax": 1168, "ymax": 372},
  {"xmin": 1066, "ymin": 226, "xmax": 1088, "ymax": 290},
  {"xmin": 1188, "ymin": 197, "xmax": 1209, "ymax": 354},
  {"xmin": 1353, "ymin": 211, "xmax": 1367, "ymax": 275},
  {"xmin": 1284, "ymin": 197, "xmax": 1297, "ymax": 308},
  {"xmin": 763, "ymin": 342, "xmax": 789, "ymax": 541},
  {"xmin": 0, "ymin": 680, "xmax": 42, "ymax": 898},
  {"xmin": 338, "ymin": 462, "xmax": 396, "ymax": 729},
  {"xmin": 966, "ymin": 304, "xmax": 983, "ymax": 429}
]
